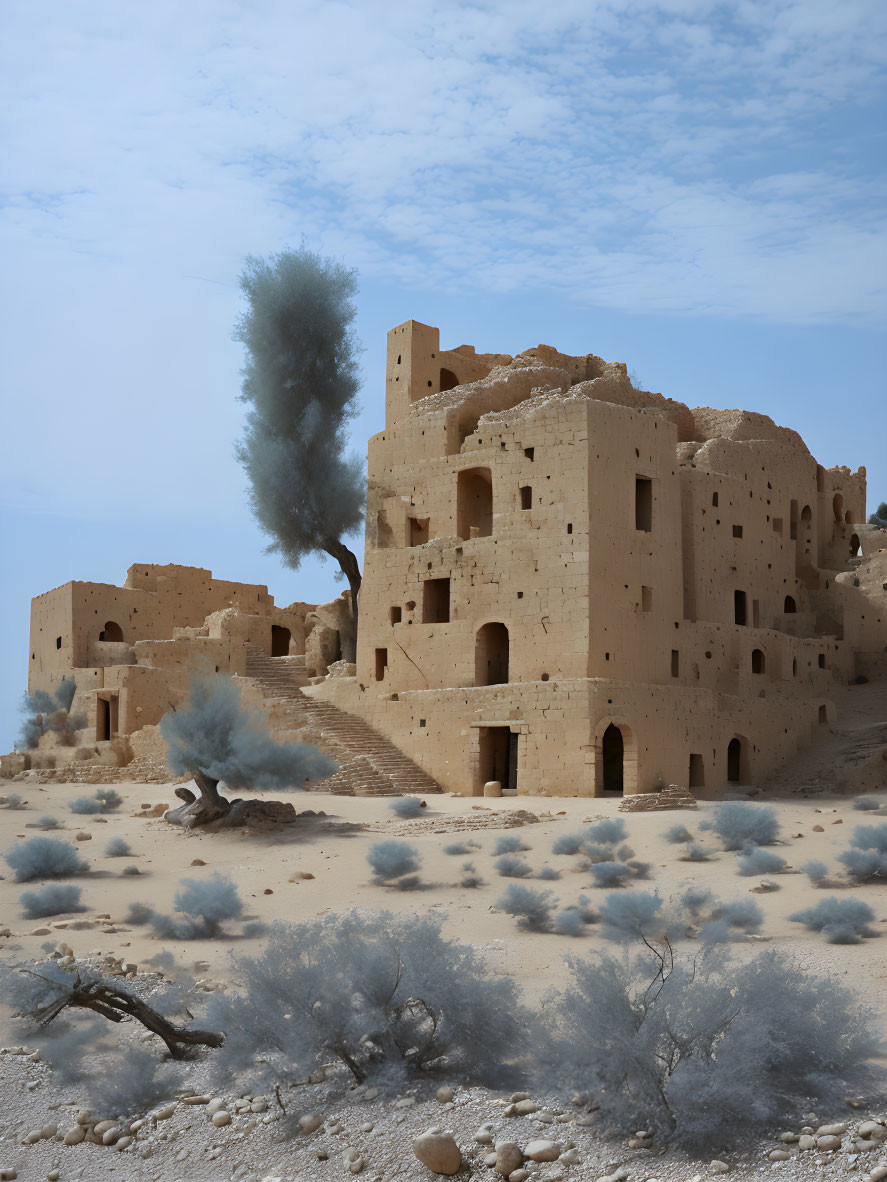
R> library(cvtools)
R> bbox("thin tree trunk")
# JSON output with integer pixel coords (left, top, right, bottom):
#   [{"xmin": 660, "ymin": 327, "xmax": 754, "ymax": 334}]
[{"xmin": 323, "ymin": 538, "xmax": 362, "ymax": 662}]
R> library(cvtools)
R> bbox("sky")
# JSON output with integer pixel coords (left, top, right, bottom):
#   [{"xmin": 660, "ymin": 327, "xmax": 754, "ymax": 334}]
[{"xmin": 1, "ymin": 0, "xmax": 885, "ymax": 749}]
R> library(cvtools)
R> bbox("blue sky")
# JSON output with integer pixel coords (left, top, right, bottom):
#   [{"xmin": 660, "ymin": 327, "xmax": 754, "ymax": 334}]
[{"xmin": 1, "ymin": 0, "xmax": 885, "ymax": 749}]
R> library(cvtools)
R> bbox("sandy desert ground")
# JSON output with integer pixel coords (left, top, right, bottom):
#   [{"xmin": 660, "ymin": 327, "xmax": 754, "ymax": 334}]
[{"xmin": 0, "ymin": 780, "xmax": 885, "ymax": 1182}]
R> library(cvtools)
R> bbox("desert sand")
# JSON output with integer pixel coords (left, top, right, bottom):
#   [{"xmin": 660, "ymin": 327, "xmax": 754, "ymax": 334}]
[{"xmin": 0, "ymin": 779, "xmax": 886, "ymax": 1182}]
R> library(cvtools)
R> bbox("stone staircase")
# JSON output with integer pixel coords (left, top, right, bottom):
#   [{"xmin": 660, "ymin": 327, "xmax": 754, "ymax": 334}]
[{"xmin": 244, "ymin": 646, "xmax": 443, "ymax": 797}]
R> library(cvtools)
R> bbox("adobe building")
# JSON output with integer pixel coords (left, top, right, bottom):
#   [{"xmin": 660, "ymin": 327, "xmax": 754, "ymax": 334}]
[
  {"xmin": 313, "ymin": 319, "xmax": 887, "ymax": 797},
  {"xmin": 9, "ymin": 323, "xmax": 886, "ymax": 798},
  {"xmin": 17, "ymin": 563, "xmax": 322, "ymax": 771}
]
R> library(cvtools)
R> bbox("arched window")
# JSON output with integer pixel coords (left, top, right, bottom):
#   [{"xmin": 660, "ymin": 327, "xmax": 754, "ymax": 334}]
[
  {"xmin": 784, "ymin": 595, "xmax": 796, "ymax": 613},
  {"xmin": 832, "ymin": 493, "xmax": 843, "ymax": 522},
  {"xmin": 801, "ymin": 504, "xmax": 812, "ymax": 523},
  {"xmin": 439, "ymin": 368, "xmax": 459, "ymax": 391},
  {"xmin": 475, "ymin": 622, "xmax": 509, "ymax": 685},
  {"xmin": 100, "ymin": 621, "xmax": 123, "ymax": 642},
  {"xmin": 752, "ymin": 648, "xmax": 765, "ymax": 674}
]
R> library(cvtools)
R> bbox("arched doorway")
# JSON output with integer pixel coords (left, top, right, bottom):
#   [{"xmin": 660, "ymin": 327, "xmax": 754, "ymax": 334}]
[
  {"xmin": 100, "ymin": 621, "xmax": 123, "ymax": 642},
  {"xmin": 602, "ymin": 725, "xmax": 624, "ymax": 793},
  {"xmin": 271, "ymin": 625, "xmax": 291, "ymax": 657},
  {"xmin": 475, "ymin": 623, "xmax": 509, "ymax": 685},
  {"xmin": 751, "ymin": 648, "xmax": 765, "ymax": 674},
  {"xmin": 727, "ymin": 736, "xmax": 746, "ymax": 783},
  {"xmin": 784, "ymin": 595, "xmax": 796, "ymax": 613},
  {"xmin": 850, "ymin": 534, "xmax": 860, "ymax": 557},
  {"xmin": 439, "ymin": 368, "xmax": 459, "ymax": 391}
]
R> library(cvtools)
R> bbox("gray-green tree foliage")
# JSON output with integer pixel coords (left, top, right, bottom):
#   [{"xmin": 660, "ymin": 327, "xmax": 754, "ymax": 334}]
[
  {"xmin": 160, "ymin": 674, "xmax": 336, "ymax": 825},
  {"xmin": 18, "ymin": 679, "xmax": 83, "ymax": 749},
  {"xmin": 868, "ymin": 500, "xmax": 887, "ymax": 528},
  {"xmin": 235, "ymin": 248, "xmax": 365, "ymax": 657}
]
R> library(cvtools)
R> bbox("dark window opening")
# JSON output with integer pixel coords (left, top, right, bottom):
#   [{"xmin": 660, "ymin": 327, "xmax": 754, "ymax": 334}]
[
  {"xmin": 734, "ymin": 590, "xmax": 747, "ymax": 626},
  {"xmin": 475, "ymin": 622, "xmax": 509, "ymax": 685},
  {"xmin": 712, "ymin": 492, "xmax": 718, "ymax": 507},
  {"xmin": 409, "ymin": 517, "xmax": 430, "ymax": 546},
  {"xmin": 374, "ymin": 648, "xmax": 388, "ymax": 682},
  {"xmin": 519, "ymin": 485, "xmax": 532, "ymax": 510},
  {"xmin": 567, "ymin": 522, "xmax": 573, "ymax": 534},
  {"xmin": 671, "ymin": 650, "xmax": 680, "ymax": 677},
  {"xmin": 102, "ymin": 620, "xmax": 123, "ymax": 642},
  {"xmin": 752, "ymin": 648, "xmax": 765, "ymax": 674},
  {"xmin": 850, "ymin": 534, "xmax": 860, "ymax": 557},
  {"xmin": 732, "ymin": 524, "xmax": 743, "ymax": 538},
  {"xmin": 457, "ymin": 467, "xmax": 493, "ymax": 539},
  {"xmin": 818, "ymin": 704, "xmax": 828, "ymax": 724},
  {"xmin": 602, "ymin": 725, "xmax": 624, "ymax": 793},
  {"xmin": 832, "ymin": 493, "xmax": 843, "ymax": 522},
  {"xmin": 727, "ymin": 737, "xmax": 743, "ymax": 783},
  {"xmin": 524, "ymin": 446, "xmax": 534, "ymax": 461},
  {"xmin": 422, "ymin": 577, "xmax": 451, "ymax": 624},
  {"xmin": 792, "ymin": 658, "xmax": 797, "ymax": 676},
  {"xmin": 439, "ymin": 368, "xmax": 458, "ymax": 391},
  {"xmin": 635, "ymin": 477, "xmax": 653, "ymax": 531},
  {"xmin": 390, "ymin": 606, "xmax": 402, "ymax": 625},
  {"xmin": 818, "ymin": 653, "xmax": 825, "ymax": 669},
  {"xmin": 689, "ymin": 753, "xmax": 705, "ymax": 789},
  {"xmin": 784, "ymin": 595, "xmax": 797, "ymax": 613},
  {"xmin": 271, "ymin": 625, "xmax": 291, "ymax": 657},
  {"xmin": 56, "ymin": 636, "xmax": 62, "ymax": 649}
]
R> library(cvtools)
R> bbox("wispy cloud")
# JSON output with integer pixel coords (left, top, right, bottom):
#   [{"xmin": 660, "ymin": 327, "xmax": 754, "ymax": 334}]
[{"xmin": 2, "ymin": 0, "xmax": 884, "ymax": 326}]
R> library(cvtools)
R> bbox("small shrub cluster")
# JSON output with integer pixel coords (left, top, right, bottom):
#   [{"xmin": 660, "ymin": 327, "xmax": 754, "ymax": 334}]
[
  {"xmin": 444, "ymin": 840, "xmax": 479, "ymax": 856},
  {"xmin": 459, "ymin": 862, "xmax": 485, "ymax": 889},
  {"xmin": 105, "ymin": 837, "xmax": 134, "ymax": 858},
  {"xmin": 852, "ymin": 797, "xmax": 882, "ymax": 812},
  {"xmin": 496, "ymin": 884, "xmax": 597, "ymax": 936},
  {"xmin": 802, "ymin": 860, "xmax": 830, "ymax": 884},
  {"xmin": 736, "ymin": 844, "xmax": 788, "ymax": 877},
  {"xmin": 20, "ymin": 883, "xmax": 86, "ymax": 918},
  {"xmin": 5, "ymin": 837, "xmax": 89, "ymax": 882},
  {"xmin": 69, "ymin": 787, "xmax": 123, "ymax": 816},
  {"xmin": 597, "ymin": 889, "xmax": 764, "ymax": 944},
  {"xmin": 837, "ymin": 824, "xmax": 887, "ymax": 880},
  {"xmin": 790, "ymin": 897, "xmax": 878, "ymax": 944},
  {"xmin": 36, "ymin": 816, "xmax": 61, "ymax": 830},
  {"xmin": 678, "ymin": 841, "xmax": 715, "ymax": 862},
  {"xmin": 665, "ymin": 823, "xmax": 694, "ymax": 844},
  {"xmin": 495, "ymin": 854, "xmax": 533, "ymax": 878},
  {"xmin": 388, "ymin": 796, "xmax": 424, "ymax": 819},
  {"xmin": 1, "ymin": 793, "xmax": 26, "ymax": 810},
  {"xmin": 367, "ymin": 841, "xmax": 422, "ymax": 889},
  {"xmin": 493, "ymin": 834, "xmax": 531, "ymax": 856},
  {"xmin": 125, "ymin": 874, "xmax": 256, "ymax": 939},
  {"xmin": 700, "ymin": 802, "xmax": 781, "ymax": 849}
]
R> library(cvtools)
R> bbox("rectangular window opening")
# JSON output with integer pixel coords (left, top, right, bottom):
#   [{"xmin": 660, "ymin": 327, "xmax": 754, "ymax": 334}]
[
  {"xmin": 671, "ymin": 649, "xmax": 680, "ymax": 677},
  {"xmin": 711, "ymin": 492, "xmax": 719, "ymax": 507},
  {"xmin": 389, "ymin": 606, "xmax": 402, "ymax": 625},
  {"xmin": 374, "ymin": 648, "xmax": 388, "ymax": 682},
  {"xmin": 773, "ymin": 517, "xmax": 783, "ymax": 535},
  {"xmin": 635, "ymin": 477, "xmax": 653, "ymax": 531},
  {"xmin": 519, "ymin": 485, "xmax": 532, "ymax": 510},
  {"xmin": 733, "ymin": 524, "xmax": 743, "ymax": 538},
  {"xmin": 818, "ymin": 653, "xmax": 825, "ymax": 669},
  {"xmin": 567, "ymin": 522, "xmax": 573, "ymax": 534},
  {"xmin": 56, "ymin": 636, "xmax": 62, "ymax": 649},
  {"xmin": 689, "ymin": 753, "xmax": 705, "ymax": 788},
  {"xmin": 422, "ymin": 577, "xmax": 451, "ymax": 624},
  {"xmin": 524, "ymin": 446, "xmax": 534, "ymax": 461},
  {"xmin": 409, "ymin": 517, "xmax": 430, "ymax": 546},
  {"xmin": 734, "ymin": 589, "xmax": 747, "ymax": 626},
  {"xmin": 641, "ymin": 586, "xmax": 653, "ymax": 612}
]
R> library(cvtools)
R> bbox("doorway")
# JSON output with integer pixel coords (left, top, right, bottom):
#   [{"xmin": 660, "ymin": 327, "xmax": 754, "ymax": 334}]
[
  {"xmin": 271, "ymin": 625, "xmax": 291, "ymax": 657},
  {"xmin": 478, "ymin": 726, "xmax": 518, "ymax": 792},
  {"xmin": 602, "ymin": 724, "xmax": 624, "ymax": 793}
]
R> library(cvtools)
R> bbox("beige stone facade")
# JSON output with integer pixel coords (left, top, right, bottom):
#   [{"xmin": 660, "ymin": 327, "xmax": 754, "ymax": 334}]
[
  {"xmin": 22, "ymin": 564, "xmax": 316, "ymax": 770},
  {"xmin": 316, "ymin": 319, "xmax": 885, "ymax": 797}
]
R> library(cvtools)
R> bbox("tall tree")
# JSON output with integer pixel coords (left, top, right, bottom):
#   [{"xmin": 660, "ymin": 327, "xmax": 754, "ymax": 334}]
[{"xmin": 235, "ymin": 248, "xmax": 365, "ymax": 658}]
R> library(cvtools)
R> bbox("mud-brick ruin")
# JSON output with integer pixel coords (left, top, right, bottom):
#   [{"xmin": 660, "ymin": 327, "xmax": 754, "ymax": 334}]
[{"xmin": 9, "ymin": 320, "xmax": 887, "ymax": 797}]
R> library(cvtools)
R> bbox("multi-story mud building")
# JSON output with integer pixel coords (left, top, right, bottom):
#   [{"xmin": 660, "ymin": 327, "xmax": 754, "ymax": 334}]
[{"xmin": 322, "ymin": 319, "xmax": 885, "ymax": 796}]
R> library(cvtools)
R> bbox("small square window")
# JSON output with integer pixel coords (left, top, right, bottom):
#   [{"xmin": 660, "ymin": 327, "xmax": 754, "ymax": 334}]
[{"xmin": 733, "ymin": 524, "xmax": 743, "ymax": 538}]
